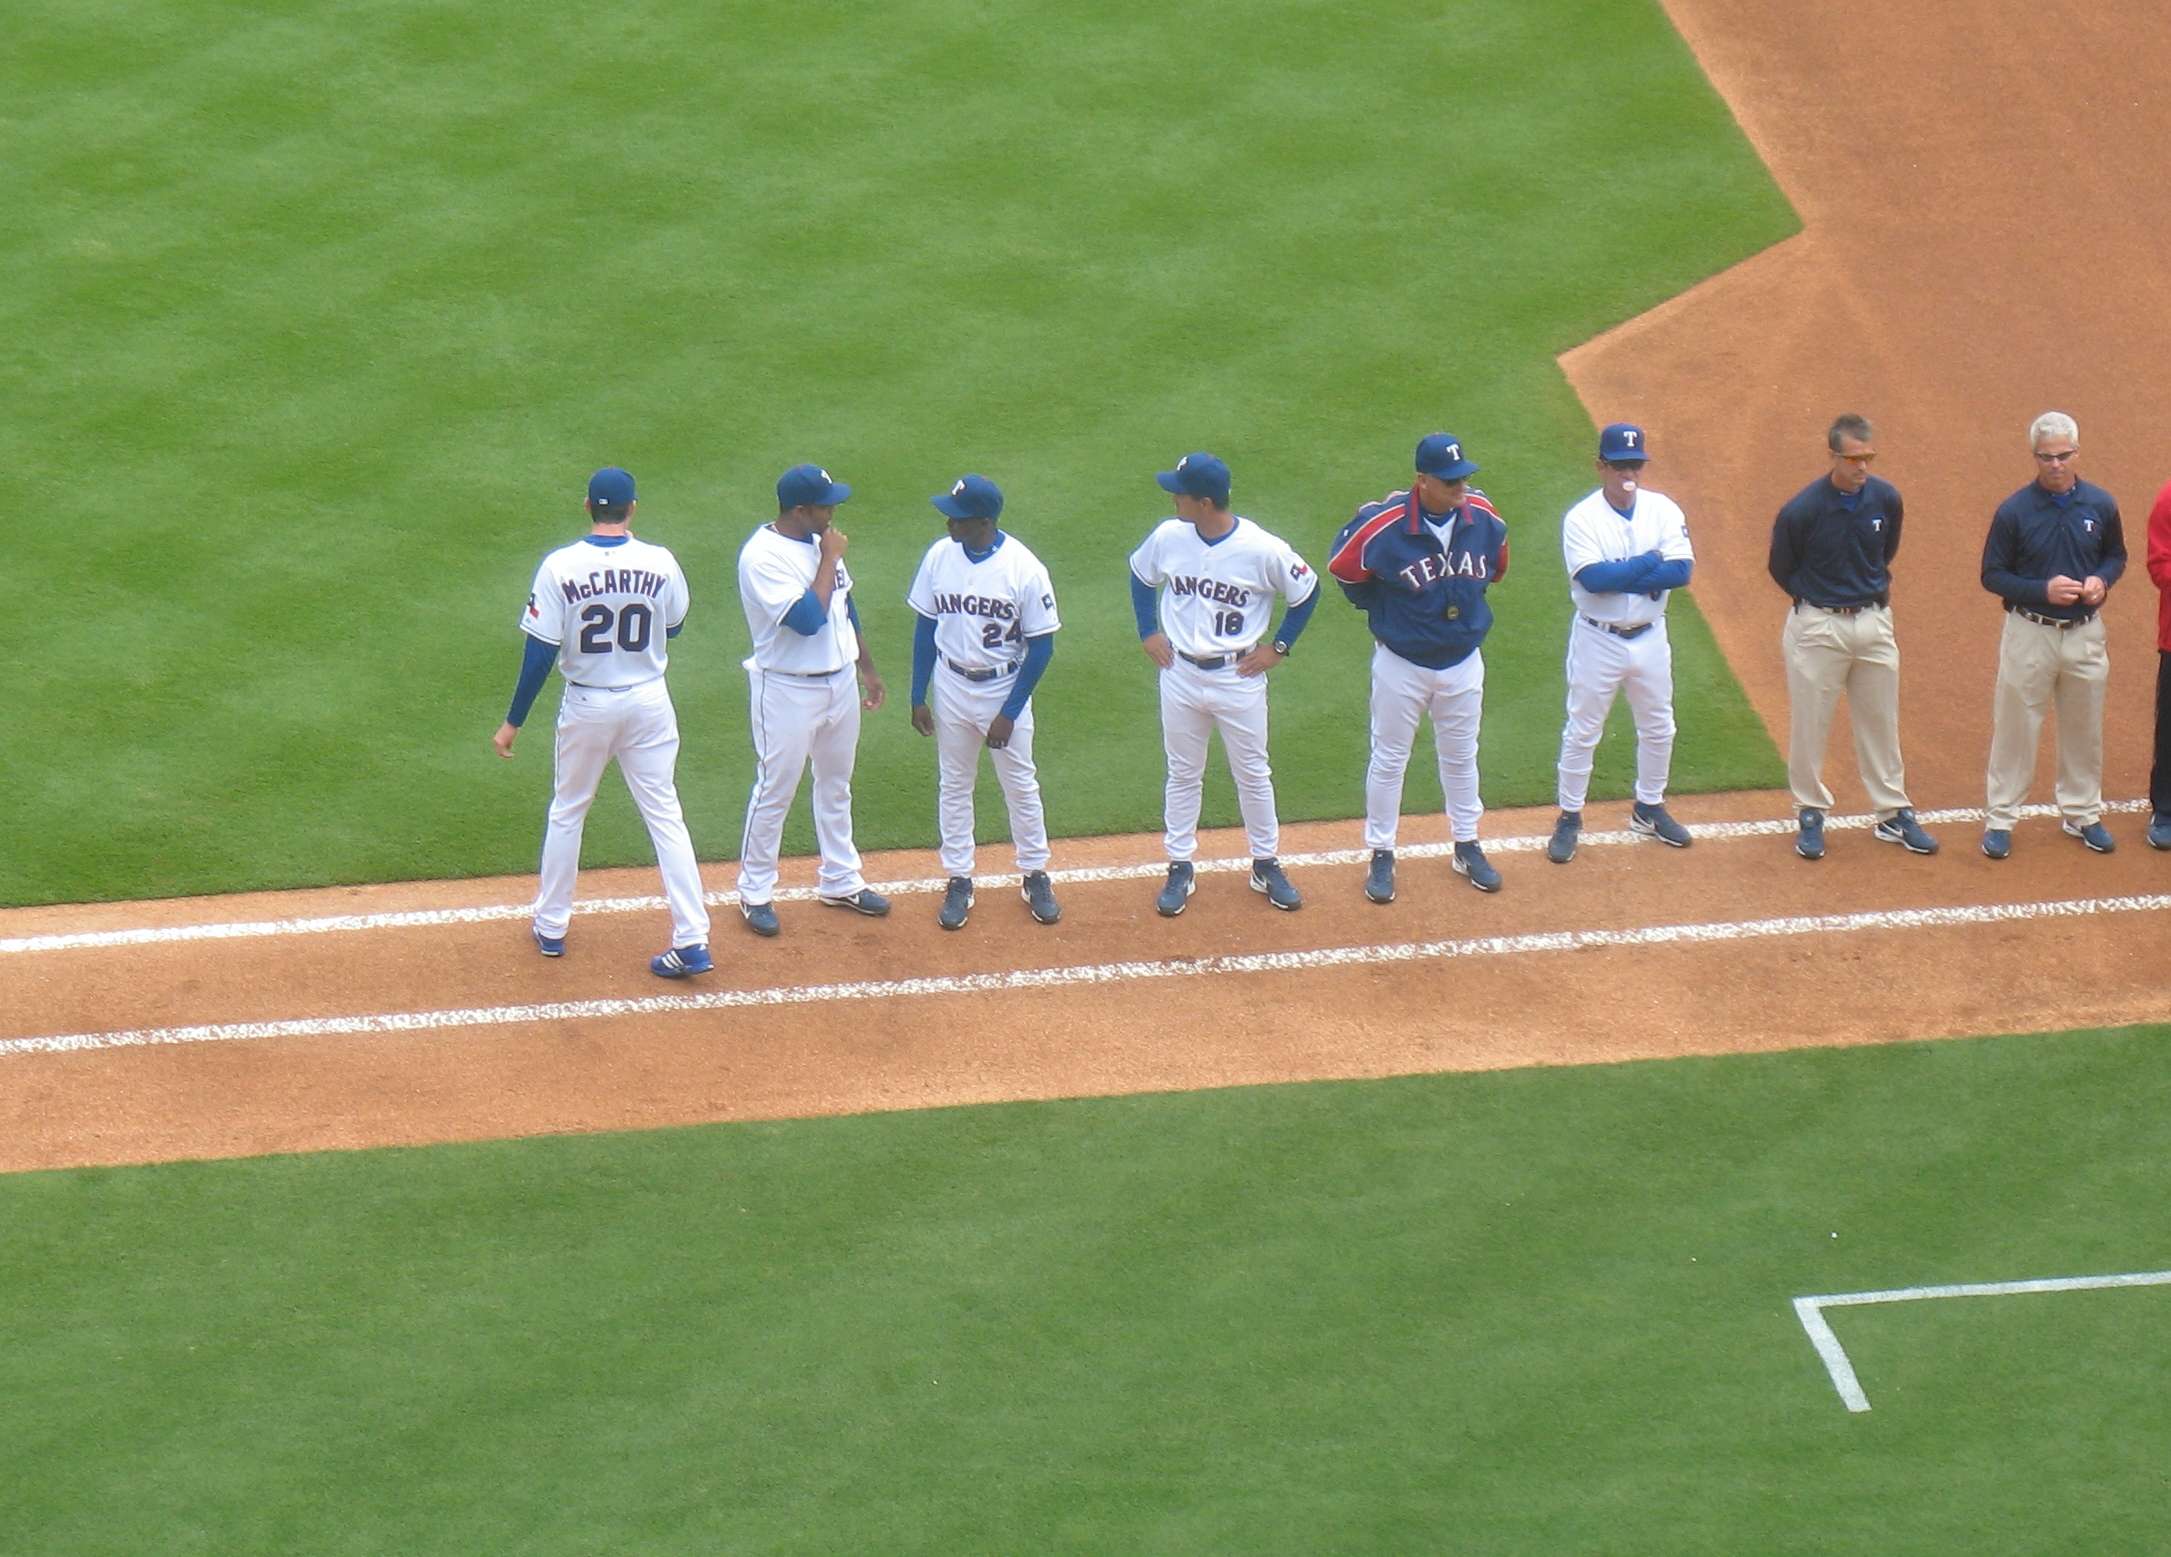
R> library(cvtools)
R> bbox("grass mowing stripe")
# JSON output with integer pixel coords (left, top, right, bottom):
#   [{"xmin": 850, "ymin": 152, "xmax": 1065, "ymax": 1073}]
[
  {"xmin": 11, "ymin": 891, "xmax": 2168, "ymax": 1057},
  {"xmin": 3, "ymin": 0, "xmax": 1793, "ymax": 907},
  {"xmin": 4, "ymin": 1024, "xmax": 2166, "ymax": 1553}
]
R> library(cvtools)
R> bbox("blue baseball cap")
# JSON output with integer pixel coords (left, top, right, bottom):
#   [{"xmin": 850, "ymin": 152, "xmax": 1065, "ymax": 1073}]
[
  {"xmin": 776, "ymin": 463, "xmax": 852, "ymax": 509},
  {"xmin": 932, "ymin": 473, "xmax": 1004, "ymax": 522},
  {"xmin": 587, "ymin": 466, "xmax": 636, "ymax": 510},
  {"xmin": 1598, "ymin": 423, "xmax": 1650, "ymax": 464},
  {"xmin": 1155, "ymin": 451, "xmax": 1231, "ymax": 505},
  {"xmin": 1414, "ymin": 434, "xmax": 1479, "ymax": 481}
]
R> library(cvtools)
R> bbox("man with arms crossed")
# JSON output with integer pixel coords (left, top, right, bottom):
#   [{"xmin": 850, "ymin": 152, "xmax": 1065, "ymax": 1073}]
[
  {"xmin": 1130, "ymin": 451, "xmax": 1320, "ymax": 916},
  {"xmin": 1546, "ymin": 423, "xmax": 1694, "ymax": 865},
  {"xmin": 735, "ymin": 463, "xmax": 890, "ymax": 935},
  {"xmin": 494, "ymin": 467, "xmax": 712, "ymax": 977},
  {"xmin": 1767, "ymin": 414, "xmax": 1938, "ymax": 861}
]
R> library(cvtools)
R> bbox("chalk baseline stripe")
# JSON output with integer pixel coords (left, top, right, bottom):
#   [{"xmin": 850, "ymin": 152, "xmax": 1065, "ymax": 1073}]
[
  {"xmin": 1, "ymin": 799, "xmax": 2151, "ymax": 957},
  {"xmin": 6, "ymin": 890, "xmax": 2167, "ymax": 1058}
]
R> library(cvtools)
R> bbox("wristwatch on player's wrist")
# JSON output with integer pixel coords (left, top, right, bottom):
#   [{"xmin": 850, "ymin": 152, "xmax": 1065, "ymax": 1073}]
[{"xmin": 1271, "ymin": 640, "xmax": 1291, "ymax": 657}]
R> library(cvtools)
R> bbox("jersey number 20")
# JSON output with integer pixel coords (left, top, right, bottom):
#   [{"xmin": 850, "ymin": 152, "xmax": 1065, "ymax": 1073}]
[{"xmin": 578, "ymin": 602, "xmax": 654, "ymax": 654}]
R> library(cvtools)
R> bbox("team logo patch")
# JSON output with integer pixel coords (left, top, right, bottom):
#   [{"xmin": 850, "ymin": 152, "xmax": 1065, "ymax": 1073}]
[
  {"xmin": 953, "ymin": 479, "xmax": 968, "ymax": 496},
  {"xmin": 526, "ymin": 592, "xmax": 539, "ymax": 619},
  {"xmin": 1291, "ymin": 561, "xmax": 1311, "ymax": 578}
]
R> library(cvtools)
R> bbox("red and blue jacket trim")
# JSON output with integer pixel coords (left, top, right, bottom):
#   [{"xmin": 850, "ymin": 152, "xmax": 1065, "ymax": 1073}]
[{"xmin": 1327, "ymin": 487, "xmax": 1508, "ymax": 668}]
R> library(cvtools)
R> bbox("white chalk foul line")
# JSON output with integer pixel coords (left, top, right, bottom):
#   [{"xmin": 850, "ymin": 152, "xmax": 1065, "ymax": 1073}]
[
  {"xmin": 1, "ymin": 799, "xmax": 2154, "ymax": 957},
  {"xmin": 7, "ymin": 890, "xmax": 2168, "ymax": 1059},
  {"xmin": 1794, "ymin": 1269, "xmax": 2171, "ymax": 1413}
]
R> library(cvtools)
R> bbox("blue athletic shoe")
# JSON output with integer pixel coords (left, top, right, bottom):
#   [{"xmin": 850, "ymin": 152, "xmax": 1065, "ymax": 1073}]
[
  {"xmin": 1981, "ymin": 829, "xmax": 2012, "ymax": 860},
  {"xmin": 1451, "ymin": 840, "xmax": 1502, "ymax": 893},
  {"xmin": 1250, "ymin": 857, "xmax": 1302, "ymax": 911},
  {"xmin": 1795, "ymin": 809, "xmax": 1826, "ymax": 861},
  {"xmin": 1872, "ymin": 808, "xmax": 1939, "ymax": 855},
  {"xmin": 533, "ymin": 926, "xmax": 566, "ymax": 958},
  {"xmin": 740, "ymin": 901, "xmax": 780, "ymax": 938},
  {"xmin": 2062, "ymin": 819, "xmax": 2116, "ymax": 854},
  {"xmin": 2150, "ymin": 814, "xmax": 2171, "ymax": 851},
  {"xmin": 651, "ymin": 943, "xmax": 713, "ymax": 979},
  {"xmin": 1629, "ymin": 800, "xmax": 1691, "ymax": 847},
  {"xmin": 1155, "ymin": 861, "xmax": 1196, "ymax": 917}
]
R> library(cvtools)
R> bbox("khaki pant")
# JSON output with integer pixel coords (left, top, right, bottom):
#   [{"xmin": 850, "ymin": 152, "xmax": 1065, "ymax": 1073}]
[
  {"xmin": 1782, "ymin": 604, "xmax": 1910, "ymax": 817},
  {"xmin": 1985, "ymin": 611, "xmax": 2108, "ymax": 830}
]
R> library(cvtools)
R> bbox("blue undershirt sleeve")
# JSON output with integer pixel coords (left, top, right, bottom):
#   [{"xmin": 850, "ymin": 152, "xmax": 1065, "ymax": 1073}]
[
  {"xmin": 1273, "ymin": 586, "xmax": 1321, "ymax": 647},
  {"xmin": 1643, "ymin": 558, "xmax": 1692, "ymax": 592},
  {"xmin": 1573, "ymin": 556, "xmax": 1658, "ymax": 594},
  {"xmin": 847, "ymin": 594, "xmax": 863, "ymax": 632},
  {"xmin": 782, "ymin": 588, "xmax": 827, "ymax": 635},
  {"xmin": 505, "ymin": 633, "xmax": 558, "ymax": 727},
  {"xmin": 1130, "ymin": 572, "xmax": 1161, "ymax": 638},
  {"xmin": 1001, "ymin": 632, "xmax": 1056, "ymax": 721},
  {"xmin": 910, "ymin": 614, "xmax": 938, "ymax": 707}
]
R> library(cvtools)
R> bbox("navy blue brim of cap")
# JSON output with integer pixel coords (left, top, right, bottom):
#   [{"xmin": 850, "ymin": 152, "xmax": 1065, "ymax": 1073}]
[
  {"xmin": 1428, "ymin": 461, "xmax": 1480, "ymax": 480},
  {"xmin": 931, "ymin": 493, "xmax": 983, "ymax": 520},
  {"xmin": 1154, "ymin": 471, "xmax": 1184, "ymax": 493}
]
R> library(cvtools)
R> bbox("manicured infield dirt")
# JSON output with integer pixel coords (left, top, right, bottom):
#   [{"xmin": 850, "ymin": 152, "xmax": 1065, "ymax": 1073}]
[{"xmin": 7, "ymin": 0, "xmax": 2171, "ymax": 1172}]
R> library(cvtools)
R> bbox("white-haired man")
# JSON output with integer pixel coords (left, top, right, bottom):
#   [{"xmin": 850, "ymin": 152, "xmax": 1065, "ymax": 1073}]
[{"xmin": 1979, "ymin": 412, "xmax": 2128, "ymax": 858}]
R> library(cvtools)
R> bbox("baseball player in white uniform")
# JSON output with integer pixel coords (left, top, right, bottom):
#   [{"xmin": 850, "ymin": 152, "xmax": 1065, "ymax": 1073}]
[
  {"xmin": 906, "ymin": 474, "xmax": 1062, "ymax": 930},
  {"xmin": 493, "ymin": 467, "xmax": 712, "ymax": 977},
  {"xmin": 734, "ymin": 463, "xmax": 890, "ymax": 937},
  {"xmin": 1546, "ymin": 423, "xmax": 1696, "ymax": 863},
  {"xmin": 1129, "ymin": 451, "xmax": 1321, "ymax": 916}
]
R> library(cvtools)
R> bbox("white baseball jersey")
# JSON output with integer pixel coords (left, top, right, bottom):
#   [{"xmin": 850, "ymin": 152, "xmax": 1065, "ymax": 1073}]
[
  {"xmin": 907, "ymin": 532, "xmax": 1060, "ymax": 669},
  {"xmin": 738, "ymin": 523, "xmax": 859, "ymax": 673},
  {"xmin": 1562, "ymin": 488, "xmax": 1694, "ymax": 627},
  {"xmin": 1129, "ymin": 516, "xmax": 1317, "ymax": 657},
  {"xmin": 520, "ymin": 535, "xmax": 689, "ymax": 687}
]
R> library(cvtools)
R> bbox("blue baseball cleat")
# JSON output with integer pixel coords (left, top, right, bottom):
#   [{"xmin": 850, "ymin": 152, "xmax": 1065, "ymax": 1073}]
[{"xmin": 651, "ymin": 943, "xmax": 713, "ymax": 978}]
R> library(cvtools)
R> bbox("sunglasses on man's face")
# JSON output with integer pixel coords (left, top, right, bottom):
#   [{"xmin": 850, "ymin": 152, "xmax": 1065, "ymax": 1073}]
[{"xmin": 2034, "ymin": 449, "xmax": 2078, "ymax": 463}]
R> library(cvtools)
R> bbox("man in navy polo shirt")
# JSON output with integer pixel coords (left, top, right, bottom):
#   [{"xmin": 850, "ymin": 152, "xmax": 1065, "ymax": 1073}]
[
  {"xmin": 1980, "ymin": 411, "xmax": 2128, "ymax": 858},
  {"xmin": 1767, "ymin": 414, "xmax": 1937, "ymax": 861}
]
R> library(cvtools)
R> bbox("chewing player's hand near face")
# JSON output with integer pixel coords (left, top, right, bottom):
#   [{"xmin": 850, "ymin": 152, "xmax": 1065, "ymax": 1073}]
[
  {"xmin": 492, "ymin": 721, "xmax": 519, "ymax": 759},
  {"xmin": 818, "ymin": 524, "xmax": 849, "ymax": 562},
  {"xmin": 1234, "ymin": 643, "xmax": 1282, "ymax": 678},
  {"xmin": 2046, "ymin": 574, "xmax": 2085, "ymax": 606},
  {"xmin": 1140, "ymin": 630, "xmax": 1174, "ymax": 670},
  {"xmin": 985, "ymin": 714, "xmax": 1016, "ymax": 750},
  {"xmin": 910, "ymin": 704, "xmax": 934, "ymax": 737}
]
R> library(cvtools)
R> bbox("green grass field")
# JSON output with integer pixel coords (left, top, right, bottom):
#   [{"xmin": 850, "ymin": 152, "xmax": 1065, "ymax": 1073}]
[
  {"xmin": 4, "ymin": 0, "xmax": 1793, "ymax": 908},
  {"xmin": 6, "ymin": 1023, "xmax": 2165, "ymax": 1554}
]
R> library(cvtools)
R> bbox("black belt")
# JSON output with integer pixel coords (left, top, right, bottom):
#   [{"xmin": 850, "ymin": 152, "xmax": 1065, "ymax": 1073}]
[
  {"xmin": 944, "ymin": 657, "xmax": 1021, "ymax": 683},
  {"xmin": 2008, "ymin": 605, "xmax": 2096, "ymax": 629},
  {"xmin": 763, "ymin": 665, "xmax": 843, "ymax": 678},
  {"xmin": 1580, "ymin": 616, "xmax": 1655, "ymax": 641},
  {"xmin": 1179, "ymin": 646, "xmax": 1254, "ymax": 670},
  {"xmin": 1794, "ymin": 596, "xmax": 1887, "ymax": 615}
]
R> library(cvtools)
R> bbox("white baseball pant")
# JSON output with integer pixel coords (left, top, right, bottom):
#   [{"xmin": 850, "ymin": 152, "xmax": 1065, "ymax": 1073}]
[
  {"xmin": 535, "ymin": 679, "xmax": 710, "ymax": 948},
  {"xmin": 1366, "ymin": 642, "xmax": 1485, "ymax": 849},
  {"xmin": 737, "ymin": 665, "xmax": 866, "ymax": 905},
  {"xmin": 1159, "ymin": 659, "xmax": 1279, "ymax": 862},
  {"xmin": 933, "ymin": 665, "xmax": 1049, "ymax": 878},
  {"xmin": 1556, "ymin": 616, "xmax": 1675, "ymax": 813}
]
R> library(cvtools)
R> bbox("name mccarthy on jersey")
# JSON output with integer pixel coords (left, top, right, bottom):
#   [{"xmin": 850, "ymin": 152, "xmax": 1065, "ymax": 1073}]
[{"xmin": 557, "ymin": 567, "xmax": 672, "ymax": 604}]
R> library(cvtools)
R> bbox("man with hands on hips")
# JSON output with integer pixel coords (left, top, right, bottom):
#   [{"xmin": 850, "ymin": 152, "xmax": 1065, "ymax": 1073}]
[{"xmin": 1130, "ymin": 451, "xmax": 1321, "ymax": 917}]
